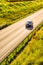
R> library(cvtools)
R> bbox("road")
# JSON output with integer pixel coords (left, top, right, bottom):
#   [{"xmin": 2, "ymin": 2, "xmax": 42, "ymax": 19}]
[{"xmin": 0, "ymin": 9, "xmax": 43, "ymax": 63}]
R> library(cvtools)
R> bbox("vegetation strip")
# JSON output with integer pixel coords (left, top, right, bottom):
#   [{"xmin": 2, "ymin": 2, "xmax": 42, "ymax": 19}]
[
  {"xmin": 0, "ymin": 22, "xmax": 43, "ymax": 65},
  {"xmin": 0, "ymin": 1, "xmax": 43, "ymax": 29},
  {"xmin": 10, "ymin": 23, "xmax": 43, "ymax": 65}
]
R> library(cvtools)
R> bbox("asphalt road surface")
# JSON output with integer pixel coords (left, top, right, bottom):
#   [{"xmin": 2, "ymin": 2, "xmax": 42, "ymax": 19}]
[{"xmin": 0, "ymin": 9, "xmax": 43, "ymax": 63}]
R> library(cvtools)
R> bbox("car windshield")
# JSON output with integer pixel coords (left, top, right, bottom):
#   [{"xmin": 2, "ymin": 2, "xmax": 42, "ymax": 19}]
[
  {"xmin": 28, "ymin": 22, "xmax": 32, "ymax": 23},
  {"xmin": 27, "ymin": 21, "xmax": 32, "ymax": 24}
]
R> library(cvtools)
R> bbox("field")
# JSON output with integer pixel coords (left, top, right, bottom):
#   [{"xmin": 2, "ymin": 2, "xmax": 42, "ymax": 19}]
[
  {"xmin": 0, "ymin": 22, "xmax": 43, "ymax": 65},
  {"xmin": 10, "ymin": 24, "xmax": 43, "ymax": 65},
  {"xmin": 0, "ymin": 1, "xmax": 43, "ymax": 65},
  {"xmin": 0, "ymin": 1, "xmax": 43, "ymax": 29}
]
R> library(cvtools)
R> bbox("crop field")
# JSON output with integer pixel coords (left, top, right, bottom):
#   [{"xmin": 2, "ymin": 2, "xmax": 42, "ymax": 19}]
[
  {"xmin": 0, "ymin": 22, "xmax": 43, "ymax": 65},
  {"xmin": 10, "ymin": 24, "xmax": 43, "ymax": 65},
  {"xmin": 0, "ymin": 0, "xmax": 43, "ymax": 65},
  {"xmin": 0, "ymin": 1, "xmax": 43, "ymax": 29}
]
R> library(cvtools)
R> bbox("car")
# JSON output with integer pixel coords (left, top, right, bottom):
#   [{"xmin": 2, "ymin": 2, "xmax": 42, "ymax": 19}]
[{"xmin": 26, "ymin": 21, "xmax": 33, "ymax": 30}]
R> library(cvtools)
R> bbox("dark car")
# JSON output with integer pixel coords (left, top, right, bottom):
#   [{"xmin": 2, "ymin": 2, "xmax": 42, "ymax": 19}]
[{"xmin": 26, "ymin": 21, "xmax": 33, "ymax": 30}]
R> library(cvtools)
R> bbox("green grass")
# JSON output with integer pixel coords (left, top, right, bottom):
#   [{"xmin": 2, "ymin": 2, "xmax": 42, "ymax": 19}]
[
  {"xmin": 10, "ymin": 26, "xmax": 43, "ymax": 65},
  {"xmin": 0, "ymin": 1, "xmax": 43, "ymax": 29}
]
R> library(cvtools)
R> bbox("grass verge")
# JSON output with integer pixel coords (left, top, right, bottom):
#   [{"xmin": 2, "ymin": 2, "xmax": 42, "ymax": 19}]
[
  {"xmin": 10, "ymin": 24, "xmax": 43, "ymax": 65},
  {"xmin": 0, "ymin": 1, "xmax": 43, "ymax": 29},
  {"xmin": 0, "ymin": 22, "xmax": 43, "ymax": 65}
]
